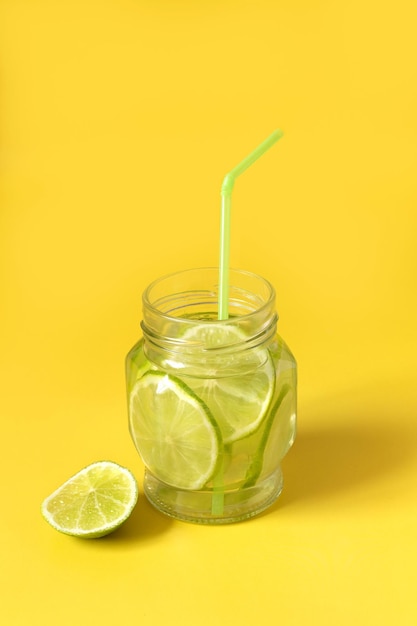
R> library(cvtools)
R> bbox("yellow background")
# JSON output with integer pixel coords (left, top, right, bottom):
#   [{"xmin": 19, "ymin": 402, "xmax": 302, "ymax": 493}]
[{"xmin": 1, "ymin": 1, "xmax": 416, "ymax": 624}]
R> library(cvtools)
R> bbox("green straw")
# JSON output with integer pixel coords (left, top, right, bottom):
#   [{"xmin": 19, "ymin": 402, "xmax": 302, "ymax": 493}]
[
  {"xmin": 212, "ymin": 129, "xmax": 283, "ymax": 517},
  {"xmin": 218, "ymin": 129, "xmax": 283, "ymax": 320}
]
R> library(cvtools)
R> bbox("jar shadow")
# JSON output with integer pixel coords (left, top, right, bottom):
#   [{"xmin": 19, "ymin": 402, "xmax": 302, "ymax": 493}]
[{"xmin": 276, "ymin": 414, "xmax": 416, "ymax": 510}]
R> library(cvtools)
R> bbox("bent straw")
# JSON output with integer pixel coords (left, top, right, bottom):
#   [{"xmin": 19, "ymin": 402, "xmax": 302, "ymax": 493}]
[
  {"xmin": 218, "ymin": 129, "xmax": 283, "ymax": 320},
  {"xmin": 212, "ymin": 129, "xmax": 283, "ymax": 517}
]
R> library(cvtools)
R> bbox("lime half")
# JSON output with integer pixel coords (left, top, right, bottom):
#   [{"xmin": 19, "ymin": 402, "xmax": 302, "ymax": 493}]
[
  {"xmin": 129, "ymin": 371, "xmax": 222, "ymax": 490},
  {"xmin": 41, "ymin": 461, "xmax": 138, "ymax": 538},
  {"xmin": 181, "ymin": 323, "xmax": 275, "ymax": 443}
]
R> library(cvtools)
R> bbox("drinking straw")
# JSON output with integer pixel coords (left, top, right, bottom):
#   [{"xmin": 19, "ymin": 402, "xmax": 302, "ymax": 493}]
[
  {"xmin": 212, "ymin": 129, "xmax": 283, "ymax": 517},
  {"xmin": 218, "ymin": 129, "xmax": 283, "ymax": 320}
]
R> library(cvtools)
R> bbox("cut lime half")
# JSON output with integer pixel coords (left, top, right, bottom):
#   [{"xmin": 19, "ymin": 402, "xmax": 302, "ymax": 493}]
[
  {"xmin": 181, "ymin": 323, "xmax": 275, "ymax": 443},
  {"xmin": 129, "ymin": 371, "xmax": 222, "ymax": 490},
  {"xmin": 41, "ymin": 461, "xmax": 138, "ymax": 538}
]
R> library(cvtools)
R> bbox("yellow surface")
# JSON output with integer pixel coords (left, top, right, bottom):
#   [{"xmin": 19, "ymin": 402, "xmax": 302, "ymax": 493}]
[{"xmin": 1, "ymin": 1, "xmax": 416, "ymax": 624}]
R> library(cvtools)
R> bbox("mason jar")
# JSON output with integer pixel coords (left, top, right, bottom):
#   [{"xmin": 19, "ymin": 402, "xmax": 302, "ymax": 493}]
[{"xmin": 125, "ymin": 268, "xmax": 297, "ymax": 524}]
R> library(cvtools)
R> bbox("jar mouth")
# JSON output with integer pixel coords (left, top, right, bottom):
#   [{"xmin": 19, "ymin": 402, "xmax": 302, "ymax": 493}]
[
  {"xmin": 142, "ymin": 267, "xmax": 276, "ymax": 325},
  {"xmin": 141, "ymin": 268, "xmax": 277, "ymax": 372}
]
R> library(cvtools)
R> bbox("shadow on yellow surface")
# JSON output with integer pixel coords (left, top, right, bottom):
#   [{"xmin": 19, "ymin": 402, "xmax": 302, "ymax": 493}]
[
  {"xmin": 103, "ymin": 493, "xmax": 174, "ymax": 544},
  {"xmin": 280, "ymin": 412, "xmax": 416, "ymax": 510},
  {"xmin": 103, "ymin": 393, "xmax": 417, "ymax": 537}
]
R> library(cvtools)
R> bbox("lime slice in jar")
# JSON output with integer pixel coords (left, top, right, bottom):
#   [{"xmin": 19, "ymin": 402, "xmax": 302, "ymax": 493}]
[
  {"xmin": 180, "ymin": 324, "xmax": 276, "ymax": 443},
  {"xmin": 129, "ymin": 371, "xmax": 222, "ymax": 490},
  {"xmin": 243, "ymin": 383, "xmax": 294, "ymax": 488},
  {"xmin": 126, "ymin": 340, "xmax": 154, "ymax": 390}
]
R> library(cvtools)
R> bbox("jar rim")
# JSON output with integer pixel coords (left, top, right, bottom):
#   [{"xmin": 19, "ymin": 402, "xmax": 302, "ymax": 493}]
[{"xmin": 142, "ymin": 267, "xmax": 276, "ymax": 324}]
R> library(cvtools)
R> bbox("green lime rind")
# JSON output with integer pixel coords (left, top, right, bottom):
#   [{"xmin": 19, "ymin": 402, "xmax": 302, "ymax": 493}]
[
  {"xmin": 242, "ymin": 383, "xmax": 291, "ymax": 488},
  {"xmin": 129, "ymin": 370, "xmax": 223, "ymax": 491},
  {"xmin": 125, "ymin": 339, "xmax": 155, "ymax": 391},
  {"xmin": 41, "ymin": 461, "xmax": 139, "ymax": 539}
]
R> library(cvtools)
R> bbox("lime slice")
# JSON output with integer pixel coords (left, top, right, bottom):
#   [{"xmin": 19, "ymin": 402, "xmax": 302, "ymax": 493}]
[
  {"xmin": 126, "ymin": 339, "xmax": 154, "ymax": 390},
  {"xmin": 41, "ymin": 461, "xmax": 138, "ymax": 538},
  {"xmin": 129, "ymin": 371, "xmax": 222, "ymax": 490},
  {"xmin": 181, "ymin": 324, "xmax": 275, "ymax": 443},
  {"xmin": 243, "ymin": 383, "xmax": 293, "ymax": 487}
]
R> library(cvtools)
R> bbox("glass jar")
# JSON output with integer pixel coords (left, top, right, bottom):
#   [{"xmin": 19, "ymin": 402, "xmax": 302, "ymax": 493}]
[{"xmin": 125, "ymin": 268, "xmax": 297, "ymax": 524}]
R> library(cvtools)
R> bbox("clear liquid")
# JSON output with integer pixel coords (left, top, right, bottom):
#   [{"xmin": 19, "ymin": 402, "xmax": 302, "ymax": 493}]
[{"xmin": 126, "ymin": 321, "xmax": 296, "ymax": 523}]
